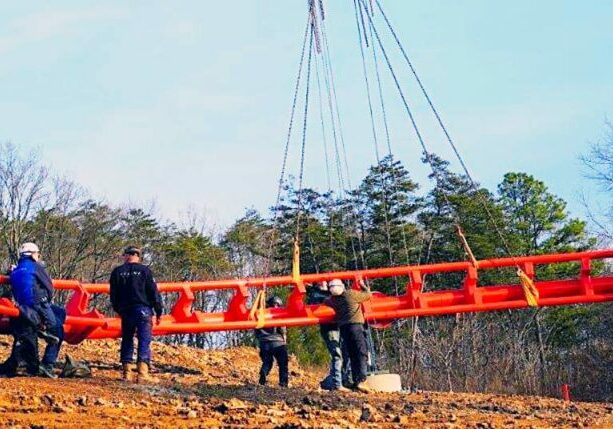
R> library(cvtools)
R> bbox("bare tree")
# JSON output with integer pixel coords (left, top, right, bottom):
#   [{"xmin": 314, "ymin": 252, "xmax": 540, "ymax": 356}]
[
  {"xmin": 582, "ymin": 121, "xmax": 613, "ymax": 192},
  {"xmin": 0, "ymin": 143, "xmax": 49, "ymax": 262},
  {"xmin": 581, "ymin": 121, "xmax": 613, "ymax": 243}
]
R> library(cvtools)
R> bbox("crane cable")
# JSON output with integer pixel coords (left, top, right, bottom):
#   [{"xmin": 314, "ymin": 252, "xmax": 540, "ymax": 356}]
[
  {"xmin": 292, "ymin": 17, "xmax": 316, "ymax": 290},
  {"xmin": 307, "ymin": 0, "xmax": 366, "ymax": 276},
  {"xmin": 355, "ymin": 0, "xmax": 419, "ymax": 275},
  {"xmin": 318, "ymin": 4, "xmax": 367, "ymax": 270},
  {"xmin": 353, "ymin": 0, "xmax": 397, "ymax": 278},
  {"xmin": 366, "ymin": 8, "xmax": 413, "ymax": 267},
  {"xmin": 313, "ymin": 52, "xmax": 333, "ymax": 194},
  {"xmin": 254, "ymin": 15, "xmax": 312, "ymax": 327},
  {"xmin": 313, "ymin": 47, "xmax": 339, "ymax": 267},
  {"xmin": 354, "ymin": 0, "xmax": 418, "ymax": 369},
  {"xmin": 362, "ymin": 0, "xmax": 538, "ymax": 305},
  {"xmin": 356, "ymin": 0, "xmax": 472, "ymax": 261},
  {"xmin": 360, "ymin": 7, "xmax": 433, "ymax": 365}
]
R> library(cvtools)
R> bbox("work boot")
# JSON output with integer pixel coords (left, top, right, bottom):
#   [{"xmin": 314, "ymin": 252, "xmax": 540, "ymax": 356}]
[
  {"xmin": 38, "ymin": 364, "xmax": 57, "ymax": 379},
  {"xmin": 122, "ymin": 363, "xmax": 136, "ymax": 382},
  {"xmin": 0, "ymin": 359, "xmax": 17, "ymax": 378},
  {"xmin": 355, "ymin": 381, "xmax": 372, "ymax": 393},
  {"xmin": 335, "ymin": 386, "xmax": 351, "ymax": 393},
  {"xmin": 38, "ymin": 329, "xmax": 60, "ymax": 345},
  {"xmin": 0, "ymin": 370, "xmax": 16, "ymax": 378},
  {"xmin": 136, "ymin": 362, "xmax": 158, "ymax": 384}
]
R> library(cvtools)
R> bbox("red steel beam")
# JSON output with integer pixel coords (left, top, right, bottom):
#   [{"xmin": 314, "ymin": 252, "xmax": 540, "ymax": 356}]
[{"xmin": 0, "ymin": 249, "xmax": 612, "ymax": 344}]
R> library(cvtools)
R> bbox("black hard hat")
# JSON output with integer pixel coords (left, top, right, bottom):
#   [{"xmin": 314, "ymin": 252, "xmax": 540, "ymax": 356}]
[
  {"xmin": 123, "ymin": 245, "xmax": 142, "ymax": 256},
  {"xmin": 266, "ymin": 296, "xmax": 283, "ymax": 308}
]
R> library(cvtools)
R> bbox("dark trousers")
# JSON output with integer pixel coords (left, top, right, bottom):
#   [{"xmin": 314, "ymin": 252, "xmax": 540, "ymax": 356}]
[
  {"xmin": 0, "ymin": 304, "xmax": 66, "ymax": 376},
  {"xmin": 120, "ymin": 305, "xmax": 153, "ymax": 364},
  {"xmin": 258, "ymin": 343, "xmax": 289, "ymax": 387},
  {"xmin": 42, "ymin": 306, "xmax": 66, "ymax": 366},
  {"xmin": 341, "ymin": 338, "xmax": 353, "ymax": 386},
  {"xmin": 1, "ymin": 317, "xmax": 39, "ymax": 376},
  {"xmin": 340, "ymin": 323, "xmax": 368, "ymax": 385},
  {"xmin": 33, "ymin": 301, "xmax": 56, "ymax": 331}
]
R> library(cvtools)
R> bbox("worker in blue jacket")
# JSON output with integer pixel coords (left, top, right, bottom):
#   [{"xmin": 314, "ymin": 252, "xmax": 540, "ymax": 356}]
[{"xmin": 9, "ymin": 242, "xmax": 59, "ymax": 345}]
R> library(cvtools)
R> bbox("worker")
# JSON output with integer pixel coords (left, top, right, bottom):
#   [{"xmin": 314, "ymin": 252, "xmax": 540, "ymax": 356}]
[
  {"xmin": 306, "ymin": 282, "xmax": 349, "ymax": 392},
  {"xmin": 254, "ymin": 296, "xmax": 289, "ymax": 387},
  {"xmin": 324, "ymin": 278, "xmax": 372, "ymax": 393},
  {"xmin": 9, "ymin": 243, "xmax": 60, "ymax": 345},
  {"xmin": 110, "ymin": 246, "xmax": 163, "ymax": 383}
]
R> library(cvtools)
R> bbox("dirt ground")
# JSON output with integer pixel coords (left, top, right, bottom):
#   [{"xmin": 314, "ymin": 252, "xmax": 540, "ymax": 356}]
[{"xmin": 0, "ymin": 338, "xmax": 612, "ymax": 428}]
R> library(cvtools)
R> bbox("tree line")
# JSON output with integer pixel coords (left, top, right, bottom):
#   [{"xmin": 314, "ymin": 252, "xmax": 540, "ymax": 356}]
[{"xmin": 0, "ymin": 137, "xmax": 611, "ymax": 401}]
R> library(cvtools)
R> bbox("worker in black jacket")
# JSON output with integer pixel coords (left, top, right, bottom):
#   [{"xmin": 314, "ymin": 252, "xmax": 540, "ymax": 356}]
[
  {"xmin": 306, "ymin": 282, "xmax": 350, "ymax": 391},
  {"xmin": 254, "ymin": 296, "xmax": 288, "ymax": 387},
  {"xmin": 109, "ymin": 246, "xmax": 162, "ymax": 383}
]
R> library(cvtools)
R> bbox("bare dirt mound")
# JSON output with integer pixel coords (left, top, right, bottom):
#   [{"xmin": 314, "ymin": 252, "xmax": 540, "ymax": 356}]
[{"xmin": 1, "ymin": 338, "xmax": 612, "ymax": 428}]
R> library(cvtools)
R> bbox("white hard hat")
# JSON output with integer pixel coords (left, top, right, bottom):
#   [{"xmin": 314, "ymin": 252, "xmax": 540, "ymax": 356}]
[
  {"xmin": 329, "ymin": 278, "xmax": 345, "ymax": 296},
  {"xmin": 19, "ymin": 242, "xmax": 40, "ymax": 255}
]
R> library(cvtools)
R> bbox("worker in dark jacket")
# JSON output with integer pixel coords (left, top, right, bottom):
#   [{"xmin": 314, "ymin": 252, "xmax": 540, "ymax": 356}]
[
  {"xmin": 306, "ymin": 282, "xmax": 349, "ymax": 391},
  {"xmin": 254, "ymin": 296, "xmax": 289, "ymax": 387},
  {"xmin": 9, "ymin": 242, "xmax": 59, "ymax": 345},
  {"xmin": 109, "ymin": 246, "xmax": 163, "ymax": 383},
  {"xmin": 324, "ymin": 278, "xmax": 372, "ymax": 393}
]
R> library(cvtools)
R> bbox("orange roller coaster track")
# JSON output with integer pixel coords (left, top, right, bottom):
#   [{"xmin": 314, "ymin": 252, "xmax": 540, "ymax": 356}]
[{"xmin": 1, "ymin": 249, "xmax": 613, "ymax": 345}]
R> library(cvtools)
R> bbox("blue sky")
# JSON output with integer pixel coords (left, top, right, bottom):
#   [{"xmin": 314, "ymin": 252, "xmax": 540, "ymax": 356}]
[{"xmin": 1, "ymin": 1, "xmax": 611, "ymax": 228}]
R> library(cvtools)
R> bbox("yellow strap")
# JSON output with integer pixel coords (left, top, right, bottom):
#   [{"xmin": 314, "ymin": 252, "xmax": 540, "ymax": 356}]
[
  {"xmin": 517, "ymin": 268, "xmax": 539, "ymax": 307},
  {"xmin": 248, "ymin": 289, "xmax": 267, "ymax": 328},
  {"xmin": 251, "ymin": 240, "xmax": 300, "ymax": 329},
  {"xmin": 455, "ymin": 224, "xmax": 479, "ymax": 268},
  {"xmin": 248, "ymin": 290, "xmax": 261, "ymax": 320},
  {"xmin": 292, "ymin": 239, "xmax": 301, "ymax": 285}
]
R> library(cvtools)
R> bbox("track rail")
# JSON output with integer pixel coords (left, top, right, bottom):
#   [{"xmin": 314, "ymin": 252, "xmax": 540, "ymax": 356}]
[{"xmin": 1, "ymin": 250, "xmax": 612, "ymax": 344}]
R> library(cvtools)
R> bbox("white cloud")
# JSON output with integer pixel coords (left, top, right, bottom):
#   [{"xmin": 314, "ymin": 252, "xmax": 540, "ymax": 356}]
[
  {"xmin": 163, "ymin": 86, "xmax": 250, "ymax": 112},
  {"xmin": 46, "ymin": 79, "xmax": 268, "ymax": 225},
  {"xmin": 0, "ymin": 7, "xmax": 128, "ymax": 53},
  {"xmin": 164, "ymin": 19, "xmax": 199, "ymax": 42},
  {"xmin": 453, "ymin": 100, "xmax": 578, "ymax": 142}
]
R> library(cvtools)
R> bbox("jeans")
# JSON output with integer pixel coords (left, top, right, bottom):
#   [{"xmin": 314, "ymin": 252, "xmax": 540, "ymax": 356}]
[
  {"xmin": 42, "ymin": 305, "xmax": 66, "ymax": 366},
  {"xmin": 120, "ymin": 305, "xmax": 153, "ymax": 364},
  {"xmin": 320, "ymin": 324, "xmax": 343, "ymax": 389},
  {"xmin": 340, "ymin": 323, "xmax": 369, "ymax": 385},
  {"xmin": 33, "ymin": 301, "xmax": 57, "ymax": 332},
  {"xmin": 258, "ymin": 343, "xmax": 289, "ymax": 387}
]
